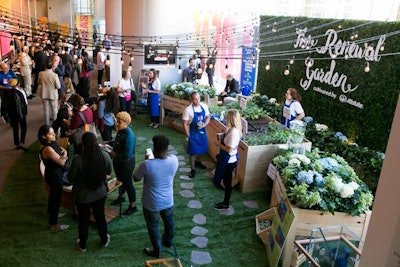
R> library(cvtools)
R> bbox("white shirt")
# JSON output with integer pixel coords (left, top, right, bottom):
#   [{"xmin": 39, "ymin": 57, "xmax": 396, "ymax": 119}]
[
  {"xmin": 117, "ymin": 78, "xmax": 135, "ymax": 97},
  {"xmin": 223, "ymin": 127, "xmax": 240, "ymax": 163},
  {"xmin": 285, "ymin": 100, "xmax": 304, "ymax": 118},
  {"xmin": 182, "ymin": 103, "xmax": 210, "ymax": 124}
]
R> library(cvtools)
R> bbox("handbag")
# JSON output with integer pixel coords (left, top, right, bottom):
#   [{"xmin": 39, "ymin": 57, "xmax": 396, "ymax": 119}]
[
  {"xmin": 71, "ymin": 111, "xmax": 98, "ymax": 144},
  {"xmin": 124, "ymin": 93, "xmax": 131, "ymax": 101}
]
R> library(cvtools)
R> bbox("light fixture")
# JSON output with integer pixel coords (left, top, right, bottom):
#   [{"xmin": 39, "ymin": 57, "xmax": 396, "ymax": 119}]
[
  {"xmin": 380, "ymin": 43, "xmax": 385, "ymax": 51},
  {"xmin": 364, "ymin": 62, "xmax": 370, "ymax": 73},
  {"xmin": 128, "ymin": 61, "xmax": 132, "ymax": 71},
  {"xmin": 120, "ymin": 57, "xmax": 124, "ymax": 65},
  {"xmin": 284, "ymin": 65, "xmax": 290, "ymax": 76},
  {"xmin": 178, "ymin": 57, "xmax": 182, "ymax": 74},
  {"xmin": 265, "ymin": 61, "xmax": 271, "ymax": 71},
  {"xmin": 225, "ymin": 58, "xmax": 228, "ymax": 70},
  {"xmin": 289, "ymin": 56, "xmax": 295, "ymax": 65},
  {"xmin": 305, "ymin": 56, "xmax": 314, "ymax": 68}
]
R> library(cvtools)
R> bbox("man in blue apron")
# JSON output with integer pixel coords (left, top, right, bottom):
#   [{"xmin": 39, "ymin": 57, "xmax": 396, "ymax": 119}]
[{"xmin": 182, "ymin": 92, "xmax": 210, "ymax": 178}]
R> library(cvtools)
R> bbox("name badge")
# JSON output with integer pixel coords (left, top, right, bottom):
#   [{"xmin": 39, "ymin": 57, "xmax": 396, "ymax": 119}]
[{"xmin": 283, "ymin": 106, "xmax": 291, "ymax": 119}]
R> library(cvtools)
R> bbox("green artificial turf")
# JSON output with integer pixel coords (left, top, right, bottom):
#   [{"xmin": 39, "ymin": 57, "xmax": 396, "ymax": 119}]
[{"xmin": 0, "ymin": 114, "xmax": 270, "ymax": 267}]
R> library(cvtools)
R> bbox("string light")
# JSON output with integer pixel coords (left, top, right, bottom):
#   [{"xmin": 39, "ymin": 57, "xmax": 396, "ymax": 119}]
[
  {"xmin": 265, "ymin": 61, "xmax": 271, "ymax": 71},
  {"xmin": 105, "ymin": 54, "xmax": 110, "ymax": 66},
  {"xmin": 128, "ymin": 61, "xmax": 132, "ymax": 71},
  {"xmin": 178, "ymin": 57, "xmax": 182, "ymax": 74},
  {"xmin": 225, "ymin": 58, "xmax": 228, "ymax": 70},
  {"xmin": 289, "ymin": 56, "xmax": 295, "ymax": 64},
  {"xmin": 364, "ymin": 61, "xmax": 370, "ymax": 72},
  {"xmin": 284, "ymin": 65, "xmax": 290, "ymax": 75}
]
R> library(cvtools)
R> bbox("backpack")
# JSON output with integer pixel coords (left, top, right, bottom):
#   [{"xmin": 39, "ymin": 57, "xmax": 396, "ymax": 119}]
[{"xmin": 84, "ymin": 58, "xmax": 94, "ymax": 72}]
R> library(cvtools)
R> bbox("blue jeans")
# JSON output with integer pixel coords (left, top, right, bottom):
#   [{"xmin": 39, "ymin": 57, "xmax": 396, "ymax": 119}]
[{"xmin": 143, "ymin": 206, "xmax": 174, "ymax": 253}]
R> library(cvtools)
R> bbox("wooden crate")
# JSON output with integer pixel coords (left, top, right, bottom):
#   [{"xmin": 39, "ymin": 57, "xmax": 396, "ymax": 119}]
[
  {"xmin": 255, "ymin": 207, "xmax": 276, "ymax": 245},
  {"xmin": 270, "ymin": 175, "xmax": 372, "ymax": 267},
  {"xmin": 161, "ymin": 94, "xmax": 189, "ymax": 113}
]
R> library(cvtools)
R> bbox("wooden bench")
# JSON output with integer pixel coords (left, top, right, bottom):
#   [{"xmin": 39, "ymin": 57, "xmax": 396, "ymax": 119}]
[{"xmin": 39, "ymin": 160, "xmax": 122, "ymax": 223}]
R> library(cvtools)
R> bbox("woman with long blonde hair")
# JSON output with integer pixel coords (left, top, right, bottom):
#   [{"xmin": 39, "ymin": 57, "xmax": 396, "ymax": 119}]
[{"xmin": 213, "ymin": 109, "xmax": 242, "ymax": 210}]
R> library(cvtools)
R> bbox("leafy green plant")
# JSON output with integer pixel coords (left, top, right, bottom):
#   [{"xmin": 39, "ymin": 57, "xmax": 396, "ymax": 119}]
[
  {"xmin": 273, "ymin": 149, "xmax": 374, "ymax": 216},
  {"xmin": 244, "ymin": 122, "xmax": 289, "ymax": 145},
  {"xmin": 163, "ymin": 82, "xmax": 216, "ymax": 100}
]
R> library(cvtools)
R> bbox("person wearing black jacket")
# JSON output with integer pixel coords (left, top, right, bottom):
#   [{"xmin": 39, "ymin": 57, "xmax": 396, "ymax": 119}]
[
  {"xmin": 3, "ymin": 79, "xmax": 28, "ymax": 151},
  {"xmin": 219, "ymin": 74, "xmax": 241, "ymax": 102}
]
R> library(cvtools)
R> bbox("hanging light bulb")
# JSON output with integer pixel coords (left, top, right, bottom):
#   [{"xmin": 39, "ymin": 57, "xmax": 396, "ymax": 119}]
[
  {"xmin": 105, "ymin": 54, "xmax": 110, "ymax": 66},
  {"xmin": 289, "ymin": 56, "xmax": 295, "ymax": 65},
  {"xmin": 120, "ymin": 57, "xmax": 124, "ymax": 65},
  {"xmin": 305, "ymin": 57, "xmax": 314, "ymax": 67},
  {"xmin": 284, "ymin": 65, "xmax": 290, "ymax": 76},
  {"xmin": 380, "ymin": 43, "xmax": 385, "ymax": 51},
  {"xmin": 178, "ymin": 57, "xmax": 182, "ymax": 74},
  {"xmin": 265, "ymin": 61, "xmax": 271, "ymax": 71},
  {"xmin": 364, "ymin": 62, "xmax": 370, "ymax": 73},
  {"xmin": 225, "ymin": 58, "xmax": 228, "ymax": 71},
  {"xmin": 128, "ymin": 61, "xmax": 132, "ymax": 71},
  {"xmin": 344, "ymin": 54, "xmax": 349, "ymax": 60}
]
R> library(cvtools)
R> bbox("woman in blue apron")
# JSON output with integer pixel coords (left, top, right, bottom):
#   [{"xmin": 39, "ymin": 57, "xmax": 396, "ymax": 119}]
[
  {"xmin": 141, "ymin": 69, "xmax": 161, "ymax": 128},
  {"xmin": 182, "ymin": 92, "xmax": 210, "ymax": 178},
  {"xmin": 280, "ymin": 88, "xmax": 305, "ymax": 128}
]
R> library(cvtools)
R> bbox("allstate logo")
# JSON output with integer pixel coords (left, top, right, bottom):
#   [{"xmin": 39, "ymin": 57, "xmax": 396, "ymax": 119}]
[{"xmin": 339, "ymin": 95, "xmax": 347, "ymax": 103}]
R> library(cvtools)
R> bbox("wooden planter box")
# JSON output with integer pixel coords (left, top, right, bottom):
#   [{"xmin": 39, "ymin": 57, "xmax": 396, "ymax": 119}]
[
  {"xmin": 270, "ymin": 174, "xmax": 372, "ymax": 267},
  {"xmin": 206, "ymin": 119, "xmax": 312, "ymax": 193},
  {"xmin": 255, "ymin": 207, "xmax": 276, "ymax": 245},
  {"xmin": 161, "ymin": 94, "xmax": 217, "ymax": 125}
]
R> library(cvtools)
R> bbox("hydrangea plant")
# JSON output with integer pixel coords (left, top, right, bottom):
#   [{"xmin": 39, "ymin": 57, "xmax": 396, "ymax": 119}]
[
  {"xmin": 163, "ymin": 82, "xmax": 216, "ymax": 100},
  {"xmin": 273, "ymin": 148, "xmax": 374, "ymax": 216}
]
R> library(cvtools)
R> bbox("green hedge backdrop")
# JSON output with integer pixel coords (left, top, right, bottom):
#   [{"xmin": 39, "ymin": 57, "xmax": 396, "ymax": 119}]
[{"xmin": 257, "ymin": 16, "xmax": 400, "ymax": 152}]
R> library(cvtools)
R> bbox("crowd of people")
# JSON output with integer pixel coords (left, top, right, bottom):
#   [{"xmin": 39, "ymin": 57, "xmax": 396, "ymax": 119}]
[{"xmin": 1, "ymin": 40, "xmax": 307, "ymax": 258}]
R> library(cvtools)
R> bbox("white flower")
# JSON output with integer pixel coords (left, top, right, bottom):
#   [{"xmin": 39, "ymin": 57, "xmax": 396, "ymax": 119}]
[
  {"xmin": 332, "ymin": 177, "xmax": 343, "ymax": 193},
  {"xmin": 288, "ymin": 158, "xmax": 301, "ymax": 167},
  {"xmin": 290, "ymin": 154, "xmax": 311, "ymax": 165},
  {"xmin": 171, "ymin": 84, "xmax": 176, "ymax": 90},
  {"xmin": 315, "ymin": 123, "xmax": 329, "ymax": 132},
  {"xmin": 269, "ymin": 98, "xmax": 277, "ymax": 103},
  {"xmin": 348, "ymin": 181, "xmax": 360, "ymax": 190},
  {"xmin": 340, "ymin": 184, "xmax": 355, "ymax": 198}
]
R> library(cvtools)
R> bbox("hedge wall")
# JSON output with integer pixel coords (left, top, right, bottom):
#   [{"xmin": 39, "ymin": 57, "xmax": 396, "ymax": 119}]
[{"xmin": 257, "ymin": 16, "xmax": 400, "ymax": 152}]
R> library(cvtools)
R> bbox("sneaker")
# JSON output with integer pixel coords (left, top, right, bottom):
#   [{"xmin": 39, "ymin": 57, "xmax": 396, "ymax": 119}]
[
  {"xmin": 58, "ymin": 213, "xmax": 66, "ymax": 218},
  {"xmin": 152, "ymin": 123, "xmax": 159, "ymax": 129},
  {"xmin": 195, "ymin": 160, "xmax": 207, "ymax": 169},
  {"xmin": 143, "ymin": 247, "xmax": 159, "ymax": 258},
  {"xmin": 213, "ymin": 202, "xmax": 229, "ymax": 210},
  {"xmin": 110, "ymin": 197, "xmax": 125, "ymax": 205},
  {"xmin": 188, "ymin": 169, "xmax": 196, "ymax": 178},
  {"xmin": 50, "ymin": 224, "xmax": 69, "ymax": 230},
  {"xmin": 122, "ymin": 206, "xmax": 137, "ymax": 216},
  {"xmin": 76, "ymin": 239, "xmax": 86, "ymax": 252},
  {"xmin": 103, "ymin": 234, "xmax": 111, "ymax": 247},
  {"xmin": 148, "ymin": 122, "xmax": 154, "ymax": 127}
]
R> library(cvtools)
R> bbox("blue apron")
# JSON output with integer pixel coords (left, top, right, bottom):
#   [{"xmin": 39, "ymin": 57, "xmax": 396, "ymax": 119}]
[
  {"xmin": 281, "ymin": 100, "xmax": 297, "ymax": 128},
  {"xmin": 187, "ymin": 105, "xmax": 208, "ymax": 155},
  {"xmin": 147, "ymin": 81, "xmax": 160, "ymax": 116}
]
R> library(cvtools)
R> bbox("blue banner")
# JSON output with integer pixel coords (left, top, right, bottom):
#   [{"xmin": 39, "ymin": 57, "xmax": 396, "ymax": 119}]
[{"xmin": 240, "ymin": 46, "xmax": 257, "ymax": 95}]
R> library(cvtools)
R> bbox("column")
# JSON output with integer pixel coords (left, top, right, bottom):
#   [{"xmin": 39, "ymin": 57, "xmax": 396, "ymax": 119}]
[{"xmin": 105, "ymin": 0, "xmax": 122, "ymax": 86}]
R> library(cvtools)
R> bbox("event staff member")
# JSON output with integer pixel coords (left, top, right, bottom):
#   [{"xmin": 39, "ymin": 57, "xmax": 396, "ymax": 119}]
[
  {"xmin": 280, "ymin": 88, "xmax": 305, "ymax": 128},
  {"xmin": 182, "ymin": 91, "xmax": 210, "ymax": 178},
  {"xmin": 141, "ymin": 69, "xmax": 161, "ymax": 129}
]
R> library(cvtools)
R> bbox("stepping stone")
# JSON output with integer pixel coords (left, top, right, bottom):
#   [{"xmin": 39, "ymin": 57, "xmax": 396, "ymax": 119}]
[
  {"xmin": 180, "ymin": 182, "xmax": 194, "ymax": 189},
  {"xmin": 178, "ymin": 161, "xmax": 186, "ymax": 166},
  {"xmin": 191, "ymin": 236, "xmax": 208, "ymax": 248},
  {"xmin": 191, "ymin": 251, "xmax": 212, "ymax": 265},
  {"xmin": 137, "ymin": 136, "xmax": 147, "ymax": 141},
  {"xmin": 177, "ymin": 155, "xmax": 185, "ymax": 161},
  {"xmin": 191, "ymin": 226, "xmax": 208, "ymax": 236},
  {"xmin": 188, "ymin": 200, "xmax": 202, "ymax": 209},
  {"xmin": 179, "ymin": 167, "xmax": 191, "ymax": 173},
  {"xmin": 180, "ymin": 190, "xmax": 195, "ymax": 198},
  {"xmin": 169, "ymin": 150, "xmax": 178, "ymax": 155},
  {"xmin": 179, "ymin": 175, "xmax": 192, "ymax": 181},
  {"xmin": 214, "ymin": 205, "xmax": 234, "ymax": 216},
  {"xmin": 168, "ymin": 145, "xmax": 175, "ymax": 150},
  {"xmin": 204, "ymin": 171, "xmax": 214, "ymax": 178},
  {"xmin": 243, "ymin": 200, "xmax": 259, "ymax": 209},
  {"xmin": 192, "ymin": 214, "xmax": 206, "ymax": 225}
]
